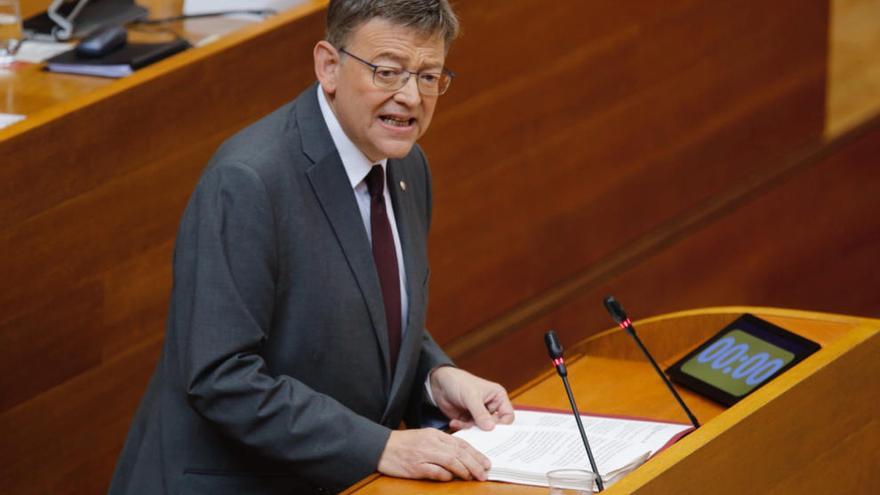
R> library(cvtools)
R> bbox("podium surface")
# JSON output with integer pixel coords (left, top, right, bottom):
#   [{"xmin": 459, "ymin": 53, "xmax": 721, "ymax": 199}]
[{"xmin": 344, "ymin": 307, "xmax": 880, "ymax": 494}]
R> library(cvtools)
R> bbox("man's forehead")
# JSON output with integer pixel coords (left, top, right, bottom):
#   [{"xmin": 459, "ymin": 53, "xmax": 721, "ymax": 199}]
[{"xmin": 346, "ymin": 17, "xmax": 446, "ymax": 54}]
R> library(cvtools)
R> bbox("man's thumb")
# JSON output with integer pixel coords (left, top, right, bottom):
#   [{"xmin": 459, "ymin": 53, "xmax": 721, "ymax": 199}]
[{"xmin": 466, "ymin": 396, "xmax": 495, "ymax": 430}]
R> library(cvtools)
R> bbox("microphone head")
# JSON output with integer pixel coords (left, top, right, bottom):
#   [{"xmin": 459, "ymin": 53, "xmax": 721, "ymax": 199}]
[
  {"xmin": 544, "ymin": 330, "xmax": 564, "ymax": 360},
  {"xmin": 603, "ymin": 295, "xmax": 628, "ymax": 324}
]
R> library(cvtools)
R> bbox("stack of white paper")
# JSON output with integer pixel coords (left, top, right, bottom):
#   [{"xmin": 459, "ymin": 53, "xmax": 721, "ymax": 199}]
[
  {"xmin": 453, "ymin": 409, "xmax": 692, "ymax": 491},
  {"xmin": 13, "ymin": 40, "xmax": 74, "ymax": 63}
]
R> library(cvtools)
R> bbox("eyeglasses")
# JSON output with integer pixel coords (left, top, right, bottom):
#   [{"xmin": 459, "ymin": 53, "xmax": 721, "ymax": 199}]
[{"xmin": 338, "ymin": 48, "xmax": 455, "ymax": 96}]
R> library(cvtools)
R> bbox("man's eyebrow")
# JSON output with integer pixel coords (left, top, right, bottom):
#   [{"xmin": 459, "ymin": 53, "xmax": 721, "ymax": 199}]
[{"xmin": 373, "ymin": 51, "xmax": 443, "ymax": 71}]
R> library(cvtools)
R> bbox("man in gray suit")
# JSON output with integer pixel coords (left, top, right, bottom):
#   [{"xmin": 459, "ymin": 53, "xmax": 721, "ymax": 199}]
[{"xmin": 109, "ymin": 1, "xmax": 514, "ymax": 493}]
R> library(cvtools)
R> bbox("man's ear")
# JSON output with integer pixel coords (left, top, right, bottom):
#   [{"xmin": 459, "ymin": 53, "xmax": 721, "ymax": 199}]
[{"xmin": 314, "ymin": 40, "xmax": 340, "ymax": 94}]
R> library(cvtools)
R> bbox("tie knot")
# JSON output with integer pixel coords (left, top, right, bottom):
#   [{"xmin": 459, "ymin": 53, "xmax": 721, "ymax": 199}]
[{"xmin": 365, "ymin": 165, "xmax": 385, "ymax": 201}]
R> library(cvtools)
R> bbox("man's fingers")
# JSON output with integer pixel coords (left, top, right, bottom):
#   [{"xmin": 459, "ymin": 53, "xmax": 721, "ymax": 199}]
[
  {"xmin": 379, "ymin": 429, "xmax": 490, "ymax": 482},
  {"xmin": 489, "ymin": 392, "xmax": 515, "ymax": 424},
  {"xmin": 436, "ymin": 453, "xmax": 474, "ymax": 481},
  {"xmin": 463, "ymin": 392, "xmax": 496, "ymax": 430},
  {"xmin": 448, "ymin": 418, "xmax": 474, "ymax": 431},
  {"xmin": 418, "ymin": 462, "xmax": 454, "ymax": 481},
  {"xmin": 460, "ymin": 438, "xmax": 492, "ymax": 471},
  {"xmin": 440, "ymin": 437, "xmax": 490, "ymax": 480},
  {"xmin": 450, "ymin": 450, "xmax": 485, "ymax": 481},
  {"xmin": 430, "ymin": 367, "xmax": 516, "ymax": 432},
  {"xmin": 496, "ymin": 408, "xmax": 515, "ymax": 424}
]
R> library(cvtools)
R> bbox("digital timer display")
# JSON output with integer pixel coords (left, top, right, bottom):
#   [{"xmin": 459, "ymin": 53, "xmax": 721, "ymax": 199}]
[
  {"xmin": 679, "ymin": 329, "xmax": 794, "ymax": 397},
  {"xmin": 667, "ymin": 314, "xmax": 820, "ymax": 406}
]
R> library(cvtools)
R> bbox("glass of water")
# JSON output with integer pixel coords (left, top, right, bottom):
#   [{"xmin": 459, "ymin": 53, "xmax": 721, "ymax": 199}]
[{"xmin": 0, "ymin": 0, "xmax": 22, "ymax": 66}]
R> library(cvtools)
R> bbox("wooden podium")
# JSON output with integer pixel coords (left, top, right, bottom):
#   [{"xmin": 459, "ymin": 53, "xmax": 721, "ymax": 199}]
[{"xmin": 344, "ymin": 307, "xmax": 880, "ymax": 494}]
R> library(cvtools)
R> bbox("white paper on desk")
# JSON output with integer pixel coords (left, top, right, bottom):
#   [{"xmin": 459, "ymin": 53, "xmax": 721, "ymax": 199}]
[
  {"xmin": 0, "ymin": 113, "xmax": 26, "ymax": 130},
  {"xmin": 14, "ymin": 40, "xmax": 74, "ymax": 63},
  {"xmin": 453, "ymin": 409, "xmax": 692, "ymax": 490},
  {"xmin": 510, "ymin": 409, "xmax": 692, "ymax": 449},
  {"xmin": 183, "ymin": 0, "xmax": 306, "ymax": 19}
]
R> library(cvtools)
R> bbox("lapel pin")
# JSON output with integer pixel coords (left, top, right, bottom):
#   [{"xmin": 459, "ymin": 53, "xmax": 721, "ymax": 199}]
[{"xmin": 399, "ymin": 180, "xmax": 407, "ymax": 191}]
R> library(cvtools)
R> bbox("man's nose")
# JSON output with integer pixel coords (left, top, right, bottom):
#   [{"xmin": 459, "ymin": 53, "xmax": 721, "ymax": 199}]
[{"xmin": 393, "ymin": 75, "xmax": 422, "ymax": 105}]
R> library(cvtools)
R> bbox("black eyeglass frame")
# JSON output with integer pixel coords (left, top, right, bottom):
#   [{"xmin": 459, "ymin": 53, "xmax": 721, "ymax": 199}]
[{"xmin": 338, "ymin": 48, "xmax": 455, "ymax": 96}]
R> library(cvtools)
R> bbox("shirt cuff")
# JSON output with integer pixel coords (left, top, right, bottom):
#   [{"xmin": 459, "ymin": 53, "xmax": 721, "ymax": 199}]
[
  {"xmin": 424, "ymin": 373, "xmax": 438, "ymax": 406},
  {"xmin": 424, "ymin": 364, "xmax": 457, "ymax": 407}
]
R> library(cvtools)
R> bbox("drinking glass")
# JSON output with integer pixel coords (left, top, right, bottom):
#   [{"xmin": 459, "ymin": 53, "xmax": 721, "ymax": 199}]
[{"xmin": 0, "ymin": 0, "xmax": 22, "ymax": 66}]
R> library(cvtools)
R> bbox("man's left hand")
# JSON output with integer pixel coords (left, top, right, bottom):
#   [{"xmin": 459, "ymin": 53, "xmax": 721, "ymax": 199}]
[{"xmin": 429, "ymin": 367, "xmax": 515, "ymax": 431}]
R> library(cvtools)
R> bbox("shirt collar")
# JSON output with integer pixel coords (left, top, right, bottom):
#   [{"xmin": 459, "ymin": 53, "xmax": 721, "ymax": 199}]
[{"xmin": 317, "ymin": 84, "xmax": 388, "ymax": 190}]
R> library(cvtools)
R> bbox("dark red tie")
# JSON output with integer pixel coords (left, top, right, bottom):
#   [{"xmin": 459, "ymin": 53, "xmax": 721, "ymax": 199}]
[{"xmin": 365, "ymin": 165, "xmax": 402, "ymax": 372}]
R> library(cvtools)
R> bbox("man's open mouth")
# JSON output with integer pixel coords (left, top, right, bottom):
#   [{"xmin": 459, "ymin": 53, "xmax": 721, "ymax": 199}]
[{"xmin": 380, "ymin": 115, "xmax": 415, "ymax": 127}]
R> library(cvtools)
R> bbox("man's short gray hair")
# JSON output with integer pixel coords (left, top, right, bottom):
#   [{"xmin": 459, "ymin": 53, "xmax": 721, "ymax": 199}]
[{"xmin": 326, "ymin": 0, "xmax": 460, "ymax": 50}]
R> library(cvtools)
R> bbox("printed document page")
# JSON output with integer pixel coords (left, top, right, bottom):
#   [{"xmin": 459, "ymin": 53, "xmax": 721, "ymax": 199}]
[{"xmin": 453, "ymin": 409, "xmax": 692, "ymax": 489}]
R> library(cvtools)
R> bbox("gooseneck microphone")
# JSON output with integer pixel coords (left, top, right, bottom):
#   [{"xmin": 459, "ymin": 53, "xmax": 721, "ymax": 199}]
[
  {"xmin": 603, "ymin": 296, "xmax": 700, "ymax": 429},
  {"xmin": 544, "ymin": 330, "xmax": 605, "ymax": 492}
]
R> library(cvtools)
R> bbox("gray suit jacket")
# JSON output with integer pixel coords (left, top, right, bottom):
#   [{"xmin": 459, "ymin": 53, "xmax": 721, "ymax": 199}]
[{"xmin": 109, "ymin": 84, "xmax": 452, "ymax": 495}]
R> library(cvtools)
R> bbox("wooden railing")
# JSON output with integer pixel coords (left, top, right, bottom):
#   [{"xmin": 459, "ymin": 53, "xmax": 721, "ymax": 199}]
[{"xmin": 4, "ymin": 1, "xmax": 876, "ymax": 493}]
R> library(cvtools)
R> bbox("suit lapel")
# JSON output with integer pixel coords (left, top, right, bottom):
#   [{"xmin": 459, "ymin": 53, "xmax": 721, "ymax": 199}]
[
  {"xmin": 297, "ymin": 86, "xmax": 393, "ymax": 384},
  {"xmin": 384, "ymin": 158, "xmax": 428, "ymax": 411}
]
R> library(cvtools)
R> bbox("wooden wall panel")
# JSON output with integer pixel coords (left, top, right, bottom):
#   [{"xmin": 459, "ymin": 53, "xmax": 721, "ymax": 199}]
[
  {"xmin": 0, "ymin": 282, "xmax": 102, "ymax": 413},
  {"xmin": 1, "ymin": 5, "xmax": 329, "ymax": 492},
  {"xmin": 458, "ymin": 118, "xmax": 880, "ymax": 392},
  {"xmin": 101, "ymin": 241, "xmax": 173, "ymax": 358},
  {"xmin": 585, "ymin": 121, "xmax": 880, "ymax": 317},
  {"xmin": 1, "ymin": 21, "xmax": 320, "ymax": 226},
  {"xmin": 0, "ymin": 337, "xmax": 163, "ymax": 494},
  {"xmin": 422, "ymin": 0, "xmax": 827, "ymax": 343},
  {"xmin": 0, "ymin": 0, "xmax": 844, "ymax": 493}
]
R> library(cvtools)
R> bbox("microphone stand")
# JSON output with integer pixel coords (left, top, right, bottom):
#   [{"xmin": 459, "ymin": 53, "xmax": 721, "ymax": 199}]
[
  {"xmin": 545, "ymin": 330, "xmax": 605, "ymax": 491},
  {"xmin": 604, "ymin": 296, "xmax": 700, "ymax": 429}
]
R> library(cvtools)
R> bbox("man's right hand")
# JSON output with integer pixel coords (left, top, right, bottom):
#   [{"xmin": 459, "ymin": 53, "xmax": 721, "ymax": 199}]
[{"xmin": 377, "ymin": 428, "xmax": 491, "ymax": 481}]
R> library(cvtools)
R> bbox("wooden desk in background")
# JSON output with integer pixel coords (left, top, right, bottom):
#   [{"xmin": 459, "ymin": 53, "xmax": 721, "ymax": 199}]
[
  {"xmin": 0, "ymin": 2, "xmax": 331, "ymax": 493},
  {"xmin": 5, "ymin": 1, "xmax": 876, "ymax": 493},
  {"xmin": 5, "ymin": 0, "xmax": 269, "ymax": 118},
  {"xmin": 346, "ymin": 307, "xmax": 880, "ymax": 494}
]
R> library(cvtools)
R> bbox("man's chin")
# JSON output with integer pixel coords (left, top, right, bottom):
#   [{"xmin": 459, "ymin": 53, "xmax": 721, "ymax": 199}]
[{"xmin": 374, "ymin": 141, "xmax": 417, "ymax": 161}]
